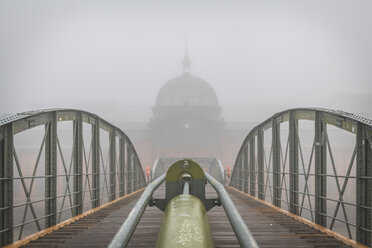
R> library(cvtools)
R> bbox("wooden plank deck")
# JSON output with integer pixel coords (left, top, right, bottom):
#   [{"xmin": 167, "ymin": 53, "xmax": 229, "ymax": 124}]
[{"xmin": 21, "ymin": 184, "xmax": 350, "ymax": 248}]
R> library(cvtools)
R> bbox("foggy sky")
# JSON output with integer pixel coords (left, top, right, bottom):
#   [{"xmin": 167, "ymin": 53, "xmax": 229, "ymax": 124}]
[{"xmin": 1, "ymin": 0, "xmax": 371, "ymax": 120}]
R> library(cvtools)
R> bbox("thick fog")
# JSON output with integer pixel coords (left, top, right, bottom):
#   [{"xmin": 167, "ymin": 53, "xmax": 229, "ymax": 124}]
[
  {"xmin": 1, "ymin": 0, "xmax": 371, "ymax": 121},
  {"xmin": 2, "ymin": 2, "xmax": 370, "ymax": 240}
]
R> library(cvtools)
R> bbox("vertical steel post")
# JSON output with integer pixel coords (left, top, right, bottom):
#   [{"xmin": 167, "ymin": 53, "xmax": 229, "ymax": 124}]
[
  {"xmin": 0, "ymin": 124, "xmax": 13, "ymax": 246},
  {"xmin": 235, "ymin": 156, "xmax": 239, "ymax": 189},
  {"xmin": 137, "ymin": 157, "xmax": 142, "ymax": 189},
  {"xmin": 73, "ymin": 113, "xmax": 83, "ymax": 215},
  {"xmin": 315, "ymin": 111, "xmax": 327, "ymax": 227},
  {"xmin": 235, "ymin": 158, "xmax": 238, "ymax": 189},
  {"xmin": 243, "ymin": 143, "xmax": 249, "ymax": 193},
  {"xmin": 137, "ymin": 159, "xmax": 142, "ymax": 189},
  {"xmin": 234, "ymin": 156, "xmax": 239, "ymax": 189},
  {"xmin": 126, "ymin": 144, "xmax": 132, "ymax": 194},
  {"xmin": 229, "ymin": 163, "xmax": 234, "ymax": 187},
  {"xmin": 142, "ymin": 165, "xmax": 146, "ymax": 188},
  {"xmin": 238, "ymin": 154, "xmax": 243, "ymax": 191},
  {"xmin": 249, "ymin": 138, "xmax": 256, "ymax": 196},
  {"xmin": 133, "ymin": 157, "xmax": 138, "ymax": 191},
  {"xmin": 234, "ymin": 154, "xmax": 241, "ymax": 190},
  {"xmin": 131, "ymin": 145, "xmax": 134, "ymax": 193},
  {"xmin": 119, "ymin": 137, "xmax": 125, "ymax": 197},
  {"xmin": 109, "ymin": 130, "xmax": 116, "ymax": 201},
  {"xmin": 289, "ymin": 111, "xmax": 299, "ymax": 214},
  {"xmin": 272, "ymin": 117, "xmax": 281, "ymax": 207},
  {"xmin": 356, "ymin": 123, "xmax": 372, "ymax": 246},
  {"xmin": 234, "ymin": 157, "xmax": 238, "ymax": 189},
  {"xmin": 45, "ymin": 112, "xmax": 57, "ymax": 227},
  {"xmin": 92, "ymin": 119, "xmax": 100, "ymax": 208},
  {"xmin": 257, "ymin": 130, "xmax": 265, "ymax": 200},
  {"xmin": 137, "ymin": 158, "xmax": 141, "ymax": 190},
  {"xmin": 138, "ymin": 158, "xmax": 142, "ymax": 189},
  {"xmin": 133, "ymin": 150, "xmax": 137, "ymax": 191},
  {"xmin": 234, "ymin": 167, "xmax": 237, "ymax": 188}
]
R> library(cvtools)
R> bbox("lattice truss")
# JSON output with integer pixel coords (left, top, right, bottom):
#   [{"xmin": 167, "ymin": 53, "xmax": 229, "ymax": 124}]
[
  {"xmin": 230, "ymin": 108, "xmax": 372, "ymax": 246},
  {"xmin": 0, "ymin": 109, "xmax": 146, "ymax": 245}
]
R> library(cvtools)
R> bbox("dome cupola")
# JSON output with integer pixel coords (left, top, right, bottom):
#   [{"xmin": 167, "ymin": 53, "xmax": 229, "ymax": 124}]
[
  {"xmin": 155, "ymin": 51, "xmax": 219, "ymax": 107},
  {"xmin": 155, "ymin": 74, "xmax": 219, "ymax": 107}
]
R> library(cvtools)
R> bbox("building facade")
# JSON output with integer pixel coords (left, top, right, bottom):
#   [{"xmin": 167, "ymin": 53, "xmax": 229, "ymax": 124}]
[{"xmin": 121, "ymin": 53, "xmax": 254, "ymax": 169}]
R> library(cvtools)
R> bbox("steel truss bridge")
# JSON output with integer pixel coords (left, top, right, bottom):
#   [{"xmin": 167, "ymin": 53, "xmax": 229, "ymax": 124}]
[{"xmin": 0, "ymin": 108, "xmax": 371, "ymax": 247}]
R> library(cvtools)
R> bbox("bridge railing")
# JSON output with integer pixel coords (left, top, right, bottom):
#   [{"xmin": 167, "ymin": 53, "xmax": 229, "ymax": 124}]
[
  {"xmin": 0, "ymin": 109, "xmax": 146, "ymax": 246},
  {"xmin": 229, "ymin": 108, "xmax": 372, "ymax": 247}
]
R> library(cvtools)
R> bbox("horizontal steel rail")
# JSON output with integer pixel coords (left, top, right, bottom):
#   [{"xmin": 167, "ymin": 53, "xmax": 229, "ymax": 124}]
[
  {"xmin": 108, "ymin": 173, "xmax": 166, "ymax": 248},
  {"xmin": 113, "ymin": 162, "xmax": 256, "ymax": 247},
  {"xmin": 206, "ymin": 173, "xmax": 259, "ymax": 248},
  {"xmin": 0, "ymin": 109, "xmax": 147, "ymax": 246},
  {"xmin": 229, "ymin": 108, "xmax": 372, "ymax": 247}
]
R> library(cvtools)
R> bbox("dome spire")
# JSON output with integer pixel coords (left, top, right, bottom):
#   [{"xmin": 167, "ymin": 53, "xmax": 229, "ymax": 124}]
[{"xmin": 182, "ymin": 37, "xmax": 191, "ymax": 74}]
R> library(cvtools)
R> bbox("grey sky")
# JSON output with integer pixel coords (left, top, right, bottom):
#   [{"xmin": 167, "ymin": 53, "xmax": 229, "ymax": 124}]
[{"xmin": 1, "ymin": 0, "xmax": 371, "ymax": 119}]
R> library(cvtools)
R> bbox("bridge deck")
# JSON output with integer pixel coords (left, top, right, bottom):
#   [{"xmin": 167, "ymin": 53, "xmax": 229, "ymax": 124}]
[{"xmin": 21, "ymin": 185, "xmax": 349, "ymax": 248}]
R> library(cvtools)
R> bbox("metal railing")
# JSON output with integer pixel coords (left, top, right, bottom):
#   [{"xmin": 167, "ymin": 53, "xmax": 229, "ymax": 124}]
[
  {"xmin": 229, "ymin": 108, "xmax": 372, "ymax": 247},
  {"xmin": 0, "ymin": 109, "xmax": 147, "ymax": 246},
  {"xmin": 206, "ymin": 173, "xmax": 259, "ymax": 248},
  {"xmin": 108, "ymin": 173, "xmax": 166, "ymax": 248},
  {"xmin": 110, "ymin": 162, "xmax": 257, "ymax": 248}
]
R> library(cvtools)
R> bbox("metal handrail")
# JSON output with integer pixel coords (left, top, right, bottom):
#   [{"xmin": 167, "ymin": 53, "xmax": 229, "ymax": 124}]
[
  {"xmin": 206, "ymin": 173, "xmax": 259, "ymax": 248},
  {"xmin": 229, "ymin": 108, "xmax": 372, "ymax": 247},
  {"xmin": 108, "ymin": 169, "xmax": 259, "ymax": 247},
  {"xmin": 0, "ymin": 108, "xmax": 147, "ymax": 246},
  {"xmin": 108, "ymin": 173, "xmax": 166, "ymax": 248}
]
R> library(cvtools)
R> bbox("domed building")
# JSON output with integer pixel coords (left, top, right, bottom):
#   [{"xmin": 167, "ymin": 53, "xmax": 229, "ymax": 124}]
[
  {"xmin": 150, "ymin": 52, "xmax": 225, "ymax": 158},
  {"xmin": 118, "ymin": 51, "xmax": 255, "ymax": 170}
]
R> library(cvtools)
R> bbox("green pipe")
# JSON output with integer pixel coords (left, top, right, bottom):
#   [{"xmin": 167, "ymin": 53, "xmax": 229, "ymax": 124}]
[{"xmin": 155, "ymin": 194, "xmax": 214, "ymax": 248}]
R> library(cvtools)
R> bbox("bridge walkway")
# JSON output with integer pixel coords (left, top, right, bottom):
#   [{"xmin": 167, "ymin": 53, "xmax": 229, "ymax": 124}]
[{"xmin": 21, "ymin": 185, "xmax": 350, "ymax": 248}]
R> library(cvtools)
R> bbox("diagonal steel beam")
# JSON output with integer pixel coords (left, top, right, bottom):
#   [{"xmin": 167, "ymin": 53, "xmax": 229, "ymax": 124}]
[
  {"xmin": 99, "ymin": 145, "xmax": 110, "ymax": 199},
  {"xmin": 324, "ymin": 129, "xmax": 352, "ymax": 238},
  {"xmin": 298, "ymin": 137, "xmax": 315, "ymax": 221},
  {"xmin": 16, "ymin": 124, "xmax": 50, "ymax": 238},
  {"xmin": 56, "ymin": 135, "xmax": 74, "ymax": 221},
  {"xmin": 279, "ymin": 134, "xmax": 290, "ymax": 210},
  {"xmin": 82, "ymin": 139, "xmax": 93, "ymax": 208},
  {"xmin": 329, "ymin": 145, "xmax": 356, "ymax": 231},
  {"xmin": 13, "ymin": 148, "xmax": 41, "ymax": 240},
  {"xmin": 263, "ymin": 143, "xmax": 273, "ymax": 200}
]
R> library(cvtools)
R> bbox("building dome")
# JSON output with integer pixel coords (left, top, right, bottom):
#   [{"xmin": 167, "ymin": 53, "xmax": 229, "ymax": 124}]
[
  {"xmin": 151, "ymin": 51, "xmax": 224, "ymax": 153},
  {"xmin": 155, "ymin": 49, "xmax": 219, "ymax": 107},
  {"xmin": 155, "ymin": 72, "xmax": 219, "ymax": 107}
]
